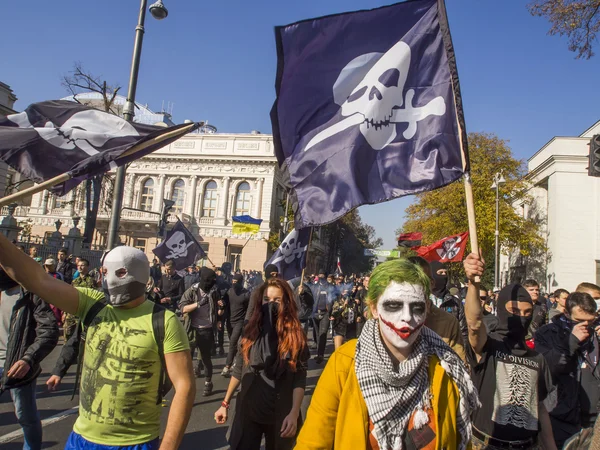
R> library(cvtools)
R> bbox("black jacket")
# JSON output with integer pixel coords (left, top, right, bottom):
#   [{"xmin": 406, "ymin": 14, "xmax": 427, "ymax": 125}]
[
  {"xmin": 56, "ymin": 260, "xmax": 77, "ymax": 285},
  {"xmin": 1, "ymin": 289, "xmax": 59, "ymax": 391},
  {"xmin": 535, "ymin": 314, "xmax": 595, "ymax": 427},
  {"xmin": 229, "ymin": 345, "xmax": 310, "ymax": 448},
  {"xmin": 529, "ymin": 301, "xmax": 548, "ymax": 338},
  {"xmin": 439, "ymin": 293, "xmax": 468, "ymax": 345}
]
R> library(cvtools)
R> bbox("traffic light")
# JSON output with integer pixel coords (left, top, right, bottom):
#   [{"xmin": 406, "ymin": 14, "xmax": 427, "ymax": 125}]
[
  {"xmin": 589, "ymin": 135, "xmax": 600, "ymax": 177},
  {"xmin": 158, "ymin": 199, "xmax": 175, "ymax": 238}
]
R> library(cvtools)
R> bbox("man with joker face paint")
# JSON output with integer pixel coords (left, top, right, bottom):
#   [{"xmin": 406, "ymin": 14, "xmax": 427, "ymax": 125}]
[{"xmin": 296, "ymin": 259, "xmax": 479, "ymax": 450}]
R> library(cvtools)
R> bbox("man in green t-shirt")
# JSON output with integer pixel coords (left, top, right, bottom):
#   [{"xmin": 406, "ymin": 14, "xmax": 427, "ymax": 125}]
[{"xmin": 0, "ymin": 235, "xmax": 195, "ymax": 450}]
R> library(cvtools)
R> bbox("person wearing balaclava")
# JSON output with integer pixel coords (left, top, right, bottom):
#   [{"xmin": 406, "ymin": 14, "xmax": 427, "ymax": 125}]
[
  {"xmin": 463, "ymin": 252, "xmax": 557, "ymax": 450},
  {"xmin": 0, "ymin": 236, "xmax": 195, "ymax": 449},
  {"xmin": 214, "ymin": 277, "xmax": 310, "ymax": 449},
  {"xmin": 220, "ymin": 274, "xmax": 251, "ymax": 378},
  {"xmin": 180, "ymin": 266, "xmax": 221, "ymax": 395},
  {"xmin": 430, "ymin": 260, "xmax": 469, "ymax": 345},
  {"xmin": 0, "ymin": 268, "xmax": 58, "ymax": 450}
]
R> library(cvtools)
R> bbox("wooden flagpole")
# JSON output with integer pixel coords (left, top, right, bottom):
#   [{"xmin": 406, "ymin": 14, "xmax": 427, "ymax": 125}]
[
  {"xmin": 299, "ymin": 227, "xmax": 314, "ymax": 285},
  {"xmin": 0, "ymin": 122, "xmax": 199, "ymax": 209}
]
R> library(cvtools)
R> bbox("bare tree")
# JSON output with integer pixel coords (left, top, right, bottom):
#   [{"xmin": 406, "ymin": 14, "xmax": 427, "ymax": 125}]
[{"xmin": 62, "ymin": 63, "xmax": 121, "ymax": 245}]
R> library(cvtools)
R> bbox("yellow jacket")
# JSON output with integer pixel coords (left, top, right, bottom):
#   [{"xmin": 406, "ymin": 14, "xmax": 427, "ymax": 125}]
[{"xmin": 295, "ymin": 339, "xmax": 466, "ymax": 450}]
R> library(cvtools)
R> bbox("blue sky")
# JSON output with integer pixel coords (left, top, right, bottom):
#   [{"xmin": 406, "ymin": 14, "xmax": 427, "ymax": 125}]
[{"xmin": 2, "ymin": 0, "xmax": 600, "ymax": 249}]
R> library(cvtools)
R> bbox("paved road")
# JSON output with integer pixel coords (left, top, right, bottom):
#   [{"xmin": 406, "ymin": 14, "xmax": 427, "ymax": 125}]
[{"xmin": 0, "ymin": 334, "xmax": 329, "ymax": 450}]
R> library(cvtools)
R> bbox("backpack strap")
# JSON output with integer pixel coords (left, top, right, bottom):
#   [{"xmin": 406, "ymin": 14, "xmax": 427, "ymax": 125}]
[
  {"xmin": 72, "ymin": 300, "xmax": 107, "ymax": 400},
  {"xmin": 152, "ymin": 302, "xmax": 167, "ymax": 405}
]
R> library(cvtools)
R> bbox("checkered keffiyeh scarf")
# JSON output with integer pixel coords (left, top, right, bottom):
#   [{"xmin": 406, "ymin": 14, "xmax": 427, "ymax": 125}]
[{"xmin": 355, "ymin": 319, "xmax": 479, "ymax": 450}]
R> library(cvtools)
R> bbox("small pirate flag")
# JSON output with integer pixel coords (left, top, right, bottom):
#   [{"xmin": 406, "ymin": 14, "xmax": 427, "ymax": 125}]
[
  {"xmin": 415, "ymin": 232, "xmax": 469, "ymax": 263},
  {"xmin": 153, "ymin": 221, "xmax": 206, "ymax": 271},
  {"xmin": 266, "ymin": 228, "xmax": 311, "ymax": 281},
  {"xmin": 0, "ymin": 100, "xmax": 199, "ymax": 196},
  {"xmin": 270, "ymin": 0, "xmax": 469, "ymax": 229}
]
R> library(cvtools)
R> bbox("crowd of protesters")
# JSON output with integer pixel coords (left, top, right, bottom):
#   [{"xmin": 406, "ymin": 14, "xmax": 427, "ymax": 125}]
[{"xmin": 2, "ymin": 234, "xmax": 600, "ymax": 449}]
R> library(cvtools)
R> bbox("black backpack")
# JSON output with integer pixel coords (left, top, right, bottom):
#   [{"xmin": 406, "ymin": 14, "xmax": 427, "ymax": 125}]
[{"xmin": 74, "ymin": 301, "xmax": 172, "ymax": 404}]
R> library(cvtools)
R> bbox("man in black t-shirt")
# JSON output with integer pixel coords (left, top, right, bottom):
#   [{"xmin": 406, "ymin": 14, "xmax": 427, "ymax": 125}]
[{"xmin": 464, "ymin": 254, "xmax": 556, "ymax": 450}]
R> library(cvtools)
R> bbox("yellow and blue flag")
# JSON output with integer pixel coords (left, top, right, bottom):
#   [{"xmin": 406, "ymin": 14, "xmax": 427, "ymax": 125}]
[{"xmin": 232, "ymin": 215, "xmax": 263, "ymax": 235}]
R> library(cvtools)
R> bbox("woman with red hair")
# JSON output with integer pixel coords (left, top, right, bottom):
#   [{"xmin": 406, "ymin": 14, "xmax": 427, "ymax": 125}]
[{"xmin": 214, "ymin": 277, "xmax": 309, "ymax": 449}]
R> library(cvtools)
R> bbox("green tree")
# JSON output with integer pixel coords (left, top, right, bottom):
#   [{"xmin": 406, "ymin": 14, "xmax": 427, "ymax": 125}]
[
  {"xmin": 399, "ymin": 132, "xmax": 546, "ymax": 286},
  {"xmin": 528, "ymin": 0, "xmax": 600, "ymax": 59}
]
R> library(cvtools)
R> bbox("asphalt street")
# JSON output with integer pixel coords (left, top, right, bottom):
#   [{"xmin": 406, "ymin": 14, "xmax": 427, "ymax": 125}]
[{"xmin": 0, "ymin": 332, "xmax": 329, "ymax": 450}]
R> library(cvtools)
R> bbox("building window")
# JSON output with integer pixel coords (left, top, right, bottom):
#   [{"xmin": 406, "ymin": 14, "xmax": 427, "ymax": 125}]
[
  {"xmin": 171, "ymin": 179, "xmax": 185, "ymax": 214},
  {"xmin": 54, "ymin": 194, "xmax": 67, "ymax": 209},
  {"xmin": 228, "ymin": 245, "xmax": 243, "ymax": 272},
  {"xmin": 141, "ymin": 179, "xmax": 154, "ymax": 211},
  {"xmin": 202, "ymin": 181, "xmax": 218, "ymax": 217},
  {"xmin": 134, "ymin": 238, "xmax": 147, "ymax": 251},
  {"xmin": 235, "ymin": 182, "xmax": 251, "ymax": 216}
]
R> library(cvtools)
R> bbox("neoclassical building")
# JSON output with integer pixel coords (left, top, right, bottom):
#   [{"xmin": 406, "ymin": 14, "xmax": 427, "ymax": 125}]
[
  {"xmin": 499, "ymin": 119, "xmax": 600, "ymax": 292},
  {"xmin": 14, "ymin": 131, "xmax": 291, "ymax": 271}
]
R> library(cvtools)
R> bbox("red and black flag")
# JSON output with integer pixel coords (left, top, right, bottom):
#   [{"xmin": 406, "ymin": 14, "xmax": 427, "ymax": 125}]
[
  {"xmin": 398, "ymin": 232, "xmax": 422, "ymax": 248},
  {"xmin": 415, "ymin": 232, "xmax": 469, "ymax": 263}
]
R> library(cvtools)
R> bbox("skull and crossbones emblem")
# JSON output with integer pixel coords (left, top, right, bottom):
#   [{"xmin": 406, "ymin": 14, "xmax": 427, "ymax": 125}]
[
  {"xmin": 304, "ymin": 40, "xmax": 446, "ymax": 151},
  {"xmin": 272, "ymin": 231, "xmax": 307, "ymax": 265},
  {"xmin": 436, "ymin": 236, "xmax": 462, "ymax": 261},
  {"xmin": 165, "ymin": 231, "xmax": 194, "ymax": 260}
]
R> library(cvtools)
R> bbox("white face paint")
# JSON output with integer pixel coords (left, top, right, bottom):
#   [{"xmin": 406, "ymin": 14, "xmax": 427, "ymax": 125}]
[{"xmin": 375, "ymin": 281, "xmax": 427, "ymax": 349}]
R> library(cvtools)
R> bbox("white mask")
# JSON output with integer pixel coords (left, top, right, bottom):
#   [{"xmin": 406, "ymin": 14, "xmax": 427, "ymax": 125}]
[
  {"xmin": 102, "ymin": 246, "xmax": 150, "ymax": 307},
  {"xmin": 376, "ymin": 281, "xmax": 427, "ymax": 349}
]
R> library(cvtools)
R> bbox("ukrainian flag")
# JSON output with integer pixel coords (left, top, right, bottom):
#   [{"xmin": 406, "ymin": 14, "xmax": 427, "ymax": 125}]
[{"xmin": 232, "ymin": 215, "xmax": 263, "ymax": 235}]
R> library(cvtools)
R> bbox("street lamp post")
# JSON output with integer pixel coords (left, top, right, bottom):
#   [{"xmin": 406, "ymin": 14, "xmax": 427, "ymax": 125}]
[
  {"xmin": 491, "ymin": 172, "xmax": 505, "ymax": 291},
  {"xmin": 106, "ymin": 0, "xmax": 168, "ymax": 250}
]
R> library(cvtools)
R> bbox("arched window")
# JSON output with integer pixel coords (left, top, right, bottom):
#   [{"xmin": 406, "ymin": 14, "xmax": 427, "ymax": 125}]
[
  {"xmin": 202, "ymin": 180, "xmax": 218, "ymax": 217},
  {"xmin": 171, "ymin": 179, "xmax": 185, "ymax": 214},
  {"xmin": 140, "ymin": 179, "xmax": 154, "ymax": 211},
  {"xmin": 235, "ymin": 181, "xmax": 251, "ymax": 216}
]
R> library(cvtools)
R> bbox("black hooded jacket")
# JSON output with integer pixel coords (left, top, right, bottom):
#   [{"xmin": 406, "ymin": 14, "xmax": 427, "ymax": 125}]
[
  {"xmin": 1, "ymin": 288, "xmax": 59, "ymax": 391},
  {"xmin": 535, "ymin": 313, "xmax": 599, "ymax": 427}
]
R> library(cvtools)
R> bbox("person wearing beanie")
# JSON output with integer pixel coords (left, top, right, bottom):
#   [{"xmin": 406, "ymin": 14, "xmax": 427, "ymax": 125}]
[
  {"xmin": 463, "ymin": 252, "xmax": 556, "ymax": 450},
  {"xmin": 310, "ymin": 269, "xmax": 335, "ymax": 364},
  {"xmin": 221, "ymin": 274, "xmax": 251, "ymax": 378},
  {"xmin": 0, "ymin": 233, "xmax": 195, "ymax": 450}
]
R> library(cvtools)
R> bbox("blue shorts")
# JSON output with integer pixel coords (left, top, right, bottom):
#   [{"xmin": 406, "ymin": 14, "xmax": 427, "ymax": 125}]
[{"xmin": 65, "ymin": 432, "xmax": 159, "ymax": 450}]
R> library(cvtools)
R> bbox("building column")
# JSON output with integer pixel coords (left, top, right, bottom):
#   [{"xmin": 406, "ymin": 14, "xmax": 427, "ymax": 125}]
[
  {"xmin": 68, "ymin": 190, "xmax": 76, "ymax": 215},
  {"xmin": 253, "ymin": 178, "xmax": 264, "ymax": 219},
  {"xmin": 125, "ymin": 174, "xmax": 136, "ymax": 208},
  {"xmin": 187, "ymin": 175, "xmax": 198, "ymax": 217},
  {"xmin": 40, "ymin": 190, "xmax": 49, "ymax": 215},
  {"xmin": 219, "ymin": 177, "xmax": 230, "ymax": 219},
  {"xmin": 155, "ymin": 174, "xmax": 166, "ymax": 212}
]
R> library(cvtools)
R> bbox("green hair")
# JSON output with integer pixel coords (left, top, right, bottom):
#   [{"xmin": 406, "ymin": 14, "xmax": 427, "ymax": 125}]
[{"xmin": 367, "ymin": 259, "xmax": 431, "ymax": 307}]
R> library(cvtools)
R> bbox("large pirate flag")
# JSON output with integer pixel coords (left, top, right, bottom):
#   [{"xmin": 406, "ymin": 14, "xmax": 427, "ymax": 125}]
[
  {"xmin": 153, "ymin": 221, "xmax": 207, "ymax": 271},
  {"xmin": 415, "ymin": 232, "xmax": 469, "ymax": 263},
  {"xmin": 266, "ymin": 228, "xmax": 311, "ymax": 281},
  {"xmin": 271, "ymin": 0, "xmax": 469, "ymax": 229},
  {"xmin": 0, "ymin": 100, "xmax": 199, "ymax": 195}
]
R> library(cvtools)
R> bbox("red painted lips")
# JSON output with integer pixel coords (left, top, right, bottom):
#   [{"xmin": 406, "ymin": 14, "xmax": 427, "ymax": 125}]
[{"xmin": 380, "ymin": 317, "xmax": 423, "ymax": 339}]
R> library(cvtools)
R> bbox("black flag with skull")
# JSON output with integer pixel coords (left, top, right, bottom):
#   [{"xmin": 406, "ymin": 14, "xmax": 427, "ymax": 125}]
[
  {"xmin": 266, "ymin": 228, "xmax": 311, "ymax": 281},
  {"xmin": 152, "ymin": 221, "xmax": 206, "ymax": 271},
  {"xmin": 0, "ymin": 100, "xmax": 200, "ymax": 196}
]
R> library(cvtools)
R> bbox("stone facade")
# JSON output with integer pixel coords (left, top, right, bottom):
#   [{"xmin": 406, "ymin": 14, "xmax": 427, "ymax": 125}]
[
  {"xmin": 0, "ymin": 81, "xmax": 18, "ymax": 198},
  {"xmin": 499, "ymin": 120, "xmax": 600, "ymax": 292}
]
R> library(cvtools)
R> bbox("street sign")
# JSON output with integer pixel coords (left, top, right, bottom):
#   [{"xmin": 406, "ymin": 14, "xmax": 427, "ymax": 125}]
[{"xmin": 364, "ymin": 249, "xmax": 400, "ymax": 257}]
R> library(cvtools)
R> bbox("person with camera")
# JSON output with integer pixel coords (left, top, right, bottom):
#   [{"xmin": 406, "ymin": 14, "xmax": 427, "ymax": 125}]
[{"xmin": 535, "ymin": 291, "xmax": 600, "ymax": 448}]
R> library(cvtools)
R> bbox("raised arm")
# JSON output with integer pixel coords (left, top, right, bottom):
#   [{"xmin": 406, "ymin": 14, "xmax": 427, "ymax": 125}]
[
  {"xmin": 463, "ymin": 252, "xmax": 487, "ymax": 359},
  {"xmin": 0, "ymin": 233, "xmax": 79, "ymax": 314}
]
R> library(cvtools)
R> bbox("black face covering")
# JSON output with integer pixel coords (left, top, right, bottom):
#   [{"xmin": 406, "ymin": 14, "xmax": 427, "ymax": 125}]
[
  {"xmin": 250, "ymin": 302, "xmax": 281, "ymax": 379},
  {"xmin": 492, "ymin": 284, "xmax": 533, "ymax": 355},
  {"xmin": 0, "ymin": 268, "xmax": 18, "ymax": 292},
  {"xmin": 233, "ymin": 274, "xmax": 244, "ymax": 293},
  {"xmin": 430, "ymin": 261, "xmax": 448, "ymax": 298},
  {"xmin": 198, "ymin": 267, "xmax": 216, "ymax": 293}
]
